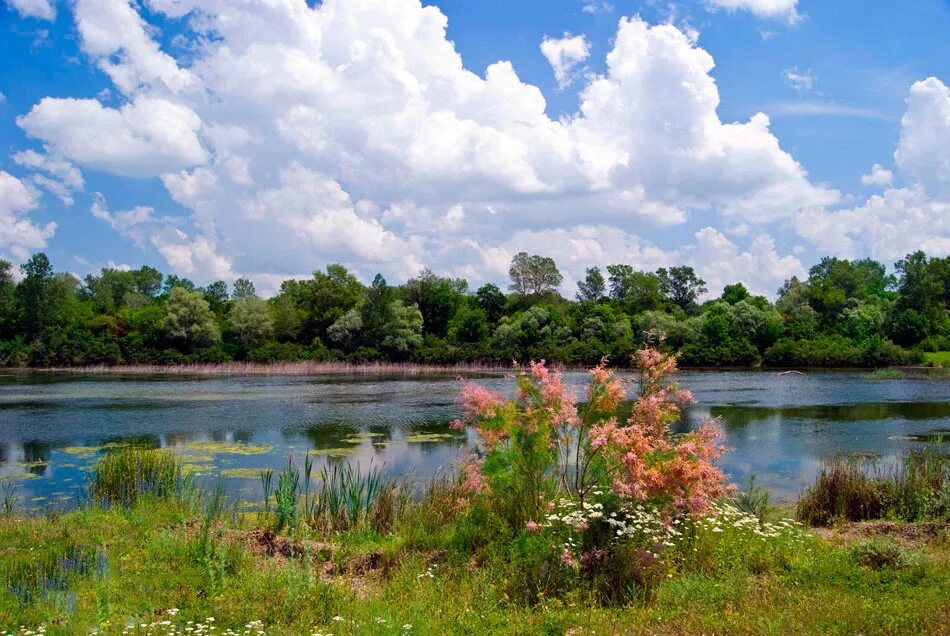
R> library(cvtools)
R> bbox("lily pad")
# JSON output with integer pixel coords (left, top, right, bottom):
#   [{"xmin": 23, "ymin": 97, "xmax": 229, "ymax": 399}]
[
  {"xmin": 62, "ymin": 446, "xmax": 101, "ymax": 458},
  {"xmin": 220, "ymin": 468, "xmax": 267, "ymax": 479},
  {"xmin": 184, "ymin": 442, "xmax": 273, "ymax": 456},
  {"xmin": 307, "ymin": 447, "xmax": 360, "ymax": 457},
  {"xmin": 403, "ymin": 433, "xmax": 463, "ymax": 443}
]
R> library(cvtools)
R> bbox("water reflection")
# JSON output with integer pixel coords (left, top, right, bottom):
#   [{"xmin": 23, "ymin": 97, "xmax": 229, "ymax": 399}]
[{"xmin": 0, "ymin": 370, "xmax": 946, "ymax": 507}]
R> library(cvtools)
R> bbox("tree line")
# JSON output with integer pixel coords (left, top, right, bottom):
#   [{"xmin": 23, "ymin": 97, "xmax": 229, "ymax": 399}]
[{"xmin": 0, "ymin": 249, "xmax": 946, "ymax": 368}]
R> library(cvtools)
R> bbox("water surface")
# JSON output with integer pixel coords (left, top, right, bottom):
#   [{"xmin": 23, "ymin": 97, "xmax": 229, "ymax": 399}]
[{"xmin": 0, "ymin": 370, "xmax": 946, "ymax": 508}]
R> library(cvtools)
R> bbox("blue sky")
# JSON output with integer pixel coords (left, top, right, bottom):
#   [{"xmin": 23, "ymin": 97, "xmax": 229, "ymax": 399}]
[{"xmin": 0, "ymin": 0, "xmax": 947, "ymax": 297}]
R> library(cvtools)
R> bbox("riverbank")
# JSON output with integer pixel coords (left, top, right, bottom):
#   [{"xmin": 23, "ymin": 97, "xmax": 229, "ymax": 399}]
[
  {"xmin": 1, "ymin": 481, "xmax": 948, "ymax": 635},
  {"xmin": 4, "ymin": 359, "xmax": 948, "ymax": 377}
]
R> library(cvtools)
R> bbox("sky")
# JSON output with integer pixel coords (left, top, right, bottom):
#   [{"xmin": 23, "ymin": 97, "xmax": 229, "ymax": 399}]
[{"xmin": 0, "ymin": 0, "xmax": 947, "ymax": 299}]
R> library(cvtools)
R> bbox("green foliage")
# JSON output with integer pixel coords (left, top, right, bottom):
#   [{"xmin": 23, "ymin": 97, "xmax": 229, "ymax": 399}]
[
  {"xmin": 796, "ymin": 447, "xmax": 949, "ymax": 526},
  {"xmin": 0, "ymin": 249, "xmax": 943, "ymax": 368},
  {"xmin": 163, "ymin": 287, "xmax": 221, "ymax": 349}
]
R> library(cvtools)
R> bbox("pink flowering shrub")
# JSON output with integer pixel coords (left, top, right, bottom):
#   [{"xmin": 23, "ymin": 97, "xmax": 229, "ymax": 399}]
[{"xmin": 454, "ymin": 347, "xmax": 733, "ymax": 529}]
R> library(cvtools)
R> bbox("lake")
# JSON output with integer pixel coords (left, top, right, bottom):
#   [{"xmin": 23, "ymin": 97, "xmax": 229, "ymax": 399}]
[{"xmin": 0, "ymin": 370, "xmax": 947, "ymax": 509}]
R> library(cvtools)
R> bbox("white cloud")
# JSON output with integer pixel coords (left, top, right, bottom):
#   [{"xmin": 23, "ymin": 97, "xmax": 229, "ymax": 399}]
[
  {"xmin": 860, "ymin": 163, "xmax": 893, "ymax": 187},
  {"xmin": 792, "ymin": 78, "xmax": 949, "ymax": 263},
  {"xmin": 14, "ymin": 0, "xmax": 941, "ymax": 295},
  {"xmin": 540, "ymin": 33, "xmax": 591, "ymax": 89},
  {"xmin": 894, "ymin": 77, "xmax": 950, "ymax": 197},
  {"xmin": 782, "ymin": 67, "xmax": 814, "ymax": 92},
  {"xmin": 689, "ymin": 227, "xmax": 804, "ymax": 297},
  {"xmin": 73, "ymin": 0, "xmax": 197, "ymax": 95},
  {"xmin": 793, "ymin": 186, "xmax": 949, "ymax": 263},
  {"xmin": 0, "ymin": 170, "xmax": 56, "ymax": 260},
  {"xmin": 581, "ymin": 0, "xmax": 613, "ymax": 14},
  {"xmin": 769, "ymin": 101, "xmax": 885, "ymax": 119},
  {"xmin": 706, "ymin": 0, "xmax": 801, "ymax": 23},
  {"xmin": 90, "ymin": 193, "xmax": 156, "ymax": 247},
  {"xmin": 12, "ymin": 149, "xmax": 84, "ymax": 205},
  {"xmin": 17, "ymin": 95, "xmax": 207, "ymax": 177},
  {"xmin": 6, "ymin": 0, "xmax": 55, "ymax": 21}
]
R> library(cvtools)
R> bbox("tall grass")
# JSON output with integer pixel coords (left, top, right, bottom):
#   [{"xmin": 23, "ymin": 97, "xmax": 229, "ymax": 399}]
[
  {"xmin": 90, "ymin": 447, "xmax": 183, "ymax": 507},
  {"xmin": 797, "ymin": 446, "xmax": 949, "ymax": 526},
  {"xmin": 260, "ymin": 456, "xmax": 407, "ymax": 534}
]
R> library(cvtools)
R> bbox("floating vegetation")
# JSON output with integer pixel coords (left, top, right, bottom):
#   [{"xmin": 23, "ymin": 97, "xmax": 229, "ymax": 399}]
[
  {"xmin": 307, "ymin": 447, "xmax": 360, "ymax": 457},
  {"xmin": 869, "ymin": 369, "xmax": 906, "ymax": 380},
  {"xmin": 183, "ymin": 442, "xmax": 273, "ymax": 456},
  {"xmin": 403, "ymin": 432, "xmax": 463, "ymax": 443},
  {"xmin": 220, "ymin": 468, "xmax": 266, "ymax": 479},
  {"xmin": 62, "ymin": 446, "xmax": 101, "ymax": 458},
  {"xmin": 339, "ymin": 433, "xmax": 386, "ymax": 444},
  {"xmin": 0, "ymin": 473, "xmax": 38, "ymax": 481},
  {"xmin": 179, "ymin": 463, "xmax": 215, "ymax": 476}
]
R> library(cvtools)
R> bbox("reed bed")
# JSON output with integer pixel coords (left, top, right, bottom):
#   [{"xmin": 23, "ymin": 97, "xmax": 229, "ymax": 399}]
[
  {"xmin": 90, "ymin": 447, "xmax": 183, "ymax": 507},
  {"xmin": 796, "ymin": 446, "xmax": 949, "ymax": 526},
  {"xmin": 29, "ymin": 360, "xmax": 518, "ymax": 377}
]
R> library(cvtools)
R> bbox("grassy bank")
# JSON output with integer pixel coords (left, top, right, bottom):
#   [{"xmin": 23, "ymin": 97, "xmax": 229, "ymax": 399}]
[{"xmin": 1, "ymin": 451, "xmax": 948, "ymax": 635}]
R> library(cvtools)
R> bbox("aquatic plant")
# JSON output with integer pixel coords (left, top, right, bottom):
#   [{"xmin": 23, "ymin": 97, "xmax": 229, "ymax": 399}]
[
  {"xmin": 797, "ymin": 446, "xmax": 949, "ymax": 525},
  {"xmin": 89, "ymin": 447, "xmax": 183, "ymax": 507}
]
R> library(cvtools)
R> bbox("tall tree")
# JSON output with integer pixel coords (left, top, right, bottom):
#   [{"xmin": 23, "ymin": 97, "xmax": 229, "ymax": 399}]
[
  {"xmin": 228, "ymin": 297, "xmax": 274, "ymax": 349},
  {"xmin": 163, "ymin": 287, "xmax": 220, "ymax": 349},
  {"xmin": 405, "ymin": 268, "xmax": 468, "ymax": 337},
  {"xmin": 17, "ymin": 253, "xmax": 55, "ymax": 337},
  {"xmin": 475, "ymin": 283, "xmax": 506, "ymax": 323},
  {"xmin": 576, "ymin": 267, "xmax": 605, "ymax": 302},
  {"xmin": 657, "ymin": 266, "xmax": 707, "ymax": 314},
  {"xmin": 508, "ymin": 252, "xmax": 562, "ymax": 296},
  {"xmin": 232, "ymin": 278, "xmax": 257, "ymax": 299}
]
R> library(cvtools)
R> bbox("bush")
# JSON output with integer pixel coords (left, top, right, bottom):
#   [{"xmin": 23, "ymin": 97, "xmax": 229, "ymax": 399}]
[
  {"xmin": 796, "ymin": 448, "xmax": 948, "ymax": 526},
  {"xmin": 247, "ymin": 340, "xmax": 306, "ymax": 362}
]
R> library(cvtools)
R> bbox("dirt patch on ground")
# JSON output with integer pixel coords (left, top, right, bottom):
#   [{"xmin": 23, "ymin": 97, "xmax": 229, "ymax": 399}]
[{"xmin": 812, "ymin": 520, "xmax": 949, "ymax": 549}]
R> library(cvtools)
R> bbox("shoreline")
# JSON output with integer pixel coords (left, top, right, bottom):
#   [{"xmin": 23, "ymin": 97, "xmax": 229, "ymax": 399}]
[{"xmin": 0, "ymin": 361, "xmax": 944, "ymax": 377}]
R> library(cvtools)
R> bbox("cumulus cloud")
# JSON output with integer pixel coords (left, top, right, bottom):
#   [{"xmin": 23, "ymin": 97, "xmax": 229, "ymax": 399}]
[
  {"xmin": 689, "ymin": 227, "xmax": 804, "ymax": 297},
  {"xmin": 793, "ymin": 78, "xmax": 950, "ymax": 264},
  {"xmin": 861, "ymin": 163, "xmax": 893, "ymax": 187},
  {"xmin": 7, "ymin": 0, "xmax": 945, "ymax": 295},
  {"xmin": 894, "ymin": 77, "xmax": 950, "ymax": 197},
  {"xmin": 17, "ymin": 95, "xmax": 207, "ymax": 177},
  {"xmin": 6, "ymin": 0, "xmax": 55, "ymax": 21},
  {"xmin": 540, "ymin": 33, "xmax": 591, "ymax": 89},
  {"xmin": 706, "ymin": 0, "xmax": 801, "ymax": 23},
  {"xmin": 0, "ymin": 171, "xmax": 56, "ymax": 260}
]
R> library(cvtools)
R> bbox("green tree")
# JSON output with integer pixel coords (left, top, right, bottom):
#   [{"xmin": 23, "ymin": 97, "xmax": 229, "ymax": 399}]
[
  {"xmin": 327, "ymin": 308, "xmax": 363, "ymax": 351},
  {"xmin": 228, "ymin": 297, "xmax": 274, "ymax": 349},
  {"xmin": 475, "ymin": 283, "xmax": 506, "ymax": 323},
  {"xmin": 232, "ymin": 278, "xmax": 257, "ymax": 299},
  {"xmin": 17, "ymin": 253, "xmax": 56, "ymax": 337},
  {"xmin": 448, "ymin": 303, "xmax": 489, "ymax": 344},
  {"xmin": 299, "ymin": 265, "xmax": 364, "ymax": 341},
  {"xmin": 508, "ymin": 252, "xmax": 562, "ymax": 296},
  {"xmin": 203, "ymin": 280, "xmax": 229, "ymax": 313},
  {"xmin": 405, "ymin": 269, "xmax": 468, "ymax": 337},
  {"xmin": 163, "ymin": 287, "xmax": 220, "ymax": 349},
  {"xmin": 0, "ymin": 260, "xmax": 17, "ymax": 340},
  {"xmin": 361, "ymin": 274, "xmax": 394, "ymax": 344},
  {"xmin": 607, "ymin": 266, "xmax": 664, "ymax": 312},
  {"xmin": 720, "ymin": 282, "xmax": 750, "ymax": 305},
  {"xmin": 576, "ymin": 267, "xmax": 605, "ymax": 302},
  {"xmin": 381, "ymin": 301, "xmax": 424, "ymax": 356},
  {"xmin": 657, "ymin": 266, "xmax": 707, "ymax": 314}
]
